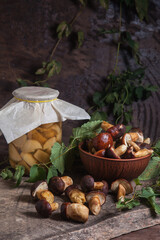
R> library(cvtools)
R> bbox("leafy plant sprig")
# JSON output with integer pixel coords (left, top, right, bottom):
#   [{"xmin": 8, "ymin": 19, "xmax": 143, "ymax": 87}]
[
  {"xmin": 0, "ymin": 165, "xmax": 25, "ymax": 187},
  {"xmin": 92, "ymin": 68, "xmax": 157, "ymax": 124}
]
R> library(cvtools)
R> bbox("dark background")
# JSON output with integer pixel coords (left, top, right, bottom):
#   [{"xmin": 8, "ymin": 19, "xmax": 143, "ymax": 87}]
[{"xmin": 0, "ymin": 0, "xmax": 160, "ymax": 154}]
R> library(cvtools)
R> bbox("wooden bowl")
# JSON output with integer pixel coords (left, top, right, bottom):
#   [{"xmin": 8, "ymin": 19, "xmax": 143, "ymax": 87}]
[{"xmin": 79, "ymin": 142, "xmax": 151, "ymax": 182}]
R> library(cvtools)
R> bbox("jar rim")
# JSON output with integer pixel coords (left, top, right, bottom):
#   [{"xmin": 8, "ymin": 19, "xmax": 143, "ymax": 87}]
[{"xmin": 13, "ymin": 87, "xmax": 59, "ymax": 101}]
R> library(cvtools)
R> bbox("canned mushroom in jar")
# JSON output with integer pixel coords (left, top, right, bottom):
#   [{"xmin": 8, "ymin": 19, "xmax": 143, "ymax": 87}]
[{"xmin": 9, "ymin": 122, "xmax": 62, "ymax": 174}]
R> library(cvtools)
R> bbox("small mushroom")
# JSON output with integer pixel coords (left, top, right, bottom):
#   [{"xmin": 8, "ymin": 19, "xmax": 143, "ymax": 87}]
[
  {"xmin": 31, "ymin": 180, "xmax": 48, "ymax": 200},
  {"xmin": 92, "ymin": 132, "xmax": 113, "ymax": 151},
  {"xmin": 65, "ymin": 185, "xmax": 86, "ymax": 204},
  {"xmin": 111, "ymin": 179, "xmax": 133, "ymax": 202},
  {"xmin": 80, "ymin": 175, "xmax": 109, "ymax": 195},
  {"xmin": 86, "ymin": 191, "xmax": 106, "ymax": 215},
  {"xmin": 106, "ymin": 124, "xmax": 126, "ymax": 140},
  {"xmin": 61, "ymin": 202, "xmax": 89, "ymax": 223},
  {"xmin": 105, "ymin": 144, "xmax": 127, "ymax": 159},
  {"xmin": 35, "ymin": 199, "xmax": 59, "ymax": 218},
  {"xmin": 49, "ymin": 176, "xmax": 73, "ymax": 195}
]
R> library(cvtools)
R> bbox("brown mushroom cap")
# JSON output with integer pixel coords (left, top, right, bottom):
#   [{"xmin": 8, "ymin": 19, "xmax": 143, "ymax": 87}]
[
  {"xmin": 92, "ymin": 132, "xmax": 113, "ymax": 151},
  {"xmin": 86, "ymin": 191, "xmax": 106, "ymax": 206},
  {"xmin": 35, "ymin": 199, "xmax": 52, "ymax": 218},
  {"xmin": 31, "ymin": 180, "xmax": 48, "ymax": 200},
  {"xmin": 105, "ymin": 146, "xmax": 120, "ymax": 159},
  {"xmin": 80, "ymin": 175, "xmax": 95, "ymax": 192},
  {"xmin": 49, "ymin": 176, "xmax": 65, "ymax": 195},
  {"xmin": 111, "ymin": 179, "xmax": 133, "ymax": 195},
  {"xmin": 106, "ymin": 124, "xmax": 126, "ymax": 140}
]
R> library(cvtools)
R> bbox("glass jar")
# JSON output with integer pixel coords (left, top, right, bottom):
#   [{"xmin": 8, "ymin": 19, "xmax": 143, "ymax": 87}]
[{"xmin": 9, "ymin": 122, "xmax": 62, "ymax": 174}]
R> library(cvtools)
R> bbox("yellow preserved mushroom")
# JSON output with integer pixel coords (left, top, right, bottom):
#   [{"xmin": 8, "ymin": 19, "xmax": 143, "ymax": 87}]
[{"xmin": 8, "ymin": 122, "xmax": 62, "ymax": 174}]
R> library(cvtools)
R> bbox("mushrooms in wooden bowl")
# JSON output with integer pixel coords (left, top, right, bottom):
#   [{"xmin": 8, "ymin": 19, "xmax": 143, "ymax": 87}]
[{"xmin": 79, "ymin": 122, "xmax": 153, "ymax": 183}]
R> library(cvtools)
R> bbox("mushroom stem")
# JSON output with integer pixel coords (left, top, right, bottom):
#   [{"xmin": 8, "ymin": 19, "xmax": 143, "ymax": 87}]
[
  {"xmin": 129, "ymin": 132, "xmax": 139, "ymax": 142},
  {"xmin": 134, "ymin": 149, "xmax": 153, "ymax": 158},
  {"xmin": 117, "ymin": 184, "xmax": 126, "ymax": 202},
  {"xmin": 88, "ymin": 196, "xmax": 101, "ymax": 215},
  {"xmin": 94, "ymin": 182, "xmax": 104, "ymax": 190},
  {"xmin": 115, "ymin": 144, "xmax": 127, "ymax": 156},
  {"xmin": 128, "ymin": 140, "xmax": 140, "ymax": 152},
  {"xmin": 61, "ymin": 176, "xmax": 73, "ymax": 190},
  {"xmin": 50, "ymin": 202, "xmax": 59, "ymax": 211},
  {"xmin": 69, "ymin": 189, "xmax": 86, "ymax": 204}
]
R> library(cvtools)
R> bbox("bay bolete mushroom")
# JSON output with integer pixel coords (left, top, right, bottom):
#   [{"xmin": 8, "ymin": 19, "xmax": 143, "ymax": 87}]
[
  {"xmin": 111, "ymin": 179, "xmax": 133, "ymax": 202},
  {"xmin": 61, "ymin": 202, "xmax": 89, "ymax": 223},
  {"xmin": 49, "ymin": 176, "xmax": 73, "ymax": 195},
  {"xmin": 101, "ymin": 121, "xmax": 114, "ymax": 131},
  {"xmin": 86, "ymin": 191, "xmax": 106, "ymax": 215},
  {"xmin": 37, "ymin": 190, "xmax": 54, "ymax": 204},
  {"xmin": 80, "ymin": 175, "xmax": 109, "ymax": 195},
  {"xmin": 92, "ymin": 132, "xmax": 113, "ymax": 151},
  {"xmin": 35, "ymin": 199, "xmax": 59, "ymax": 218},
  {"xmin": 65, "ymin": 185, "xmax": 86, "ymax": 204}
]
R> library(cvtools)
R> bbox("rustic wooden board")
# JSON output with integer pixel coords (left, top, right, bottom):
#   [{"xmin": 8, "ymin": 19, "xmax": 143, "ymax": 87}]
[{"xmin": 0, "ymin": 175, "xmax": 160, "ymax": 240}]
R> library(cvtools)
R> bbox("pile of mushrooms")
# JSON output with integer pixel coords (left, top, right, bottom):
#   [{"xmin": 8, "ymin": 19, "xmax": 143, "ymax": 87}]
[
  {"xmin": 31, "ymin": 174, "xmax": 109, "ymax": 223},
  {"xmin": 86, "ymin": 121, "xmax": 153, "ymax": 159}
]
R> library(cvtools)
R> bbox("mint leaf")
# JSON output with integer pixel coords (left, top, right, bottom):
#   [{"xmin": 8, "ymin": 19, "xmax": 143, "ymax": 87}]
[
  {"xmin": 47, "ymin": 165, "xmax": 58, "ymax": 184},
  {"xmin": 27, "ymin": 165, "xmax": 47, "ymax": 183},
  {"xmin": 138, "ymin": 156, "xmax": 160, "ymax": 180},
  {"xmin": 14, "ymin": 165, "xmax": 25, "ymax": 187},
  {"xmin": 50, "ymin": 142, "xmax": 67, "ymax": 175}
]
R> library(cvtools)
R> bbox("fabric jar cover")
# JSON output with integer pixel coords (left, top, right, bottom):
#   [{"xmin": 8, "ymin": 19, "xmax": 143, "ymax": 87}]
[{"xmin": 0, "ymin": 87, "xmax": 90, "ymax": 143}]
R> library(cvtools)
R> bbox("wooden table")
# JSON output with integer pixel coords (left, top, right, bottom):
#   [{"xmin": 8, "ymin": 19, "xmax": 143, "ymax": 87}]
[{"xmin": 0, "ymin": 157, "xmax": 160, "ymax": 240}]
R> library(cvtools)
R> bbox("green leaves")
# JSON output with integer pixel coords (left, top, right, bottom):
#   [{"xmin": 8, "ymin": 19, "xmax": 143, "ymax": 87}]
[
  {"xmin": 99, "ymin": 0, "xmax": 109, "ymax": 10},
  {"xmin": 92, "ymin": 68, "xmax": 157, "ymax": 124},
  {"xmin": 27, "ymin": 165, "xmax": 47, "ymax": 183},
  {"xmin": 0, "ymin": 168, "xmax": 13, "ymax": 180},
  {"xmin": 35, "ymin": 60, "xmax": 62, "ymax": 79},
  {"xmin": 47, "ymin": 165, "xmax": 58, "ymax": 184},
  {"xmin": 50, "ymin": 142, "xmax": 67, "ymax": 175},
  {"xmin": 135, "ymin": 0, "xmax": 149, "ymax": 21},
  {"xmin": 138, "ymin": 156, "xmax": 160, "ymax": 181},
  {"xmin": 116, "ymin": 186, "xmax": 160, "ymax": 214},
  {"xmin": 57, "ymin": 21, "xmax": 71, "ymax": 39},
  {"xmin": 116, "ymin": 199, "xmax": 140, "ymax": 210},
  {"xmin": 0, "ymin": 165, "xmax": 25, "ymax": 187},
  {"xmin": 77, "ymin": 31, "xmax": 84, "ymax": 48},
  {"xmin": 14, "ymin": 165, "xmax": 25, "ymax": 187}
]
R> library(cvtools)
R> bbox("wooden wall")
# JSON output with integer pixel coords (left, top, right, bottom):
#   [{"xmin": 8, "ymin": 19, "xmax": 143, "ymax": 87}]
[{"xmin": 0, "ymin": 0, "xmax": 160, "ymax": 154}]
